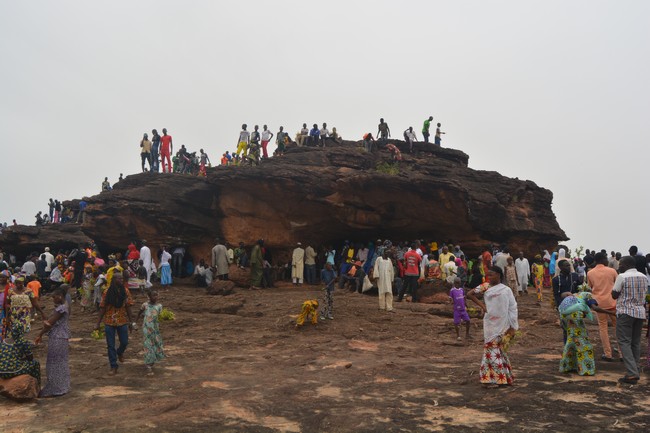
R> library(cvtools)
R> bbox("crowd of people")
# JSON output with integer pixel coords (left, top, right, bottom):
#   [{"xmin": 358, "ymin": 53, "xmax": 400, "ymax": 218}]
[
  {"xmin": 1, "ymin": 238, "xmax": 648, "ymax": 397},
  {"xmin": 132, "ymin": 117, "xmax": 447, "ymax": 172}
]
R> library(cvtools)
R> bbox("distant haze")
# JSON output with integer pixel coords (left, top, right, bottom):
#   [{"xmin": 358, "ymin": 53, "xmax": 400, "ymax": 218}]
[{"xmin": 1, "ymin": 1, "xmax": 648, "ymax": 256}]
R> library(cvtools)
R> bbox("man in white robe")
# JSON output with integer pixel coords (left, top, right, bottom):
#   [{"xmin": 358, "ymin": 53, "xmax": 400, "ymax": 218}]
[
  {"xmin": 139, "ymin": 240, "xmax": 155, "ymax": 288},
  {"xmin": 292, "ymin": 243, "xmax": 305, "ymax": 285},
  {"xmin": 373, "ymin": 250, "xmax": 395, "ymax": 312},
  {"xmin": 211, "ymin": 238, "xmax": 230, "ymax": 280},
  {"xmin": 514, "ymin": 252, "xmax": 530, "ymax": 295}
]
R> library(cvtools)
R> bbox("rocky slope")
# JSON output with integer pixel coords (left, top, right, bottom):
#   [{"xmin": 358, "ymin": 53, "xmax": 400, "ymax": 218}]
[{"xmin": 1, "ymin": 140, "xmax": 567, "ymax": 260}]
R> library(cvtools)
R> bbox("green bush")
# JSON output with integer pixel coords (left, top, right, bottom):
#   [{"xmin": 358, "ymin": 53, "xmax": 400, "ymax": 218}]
[{"xmin": 376, "ymin": 162, "xmax": 399, "ymax": 175}]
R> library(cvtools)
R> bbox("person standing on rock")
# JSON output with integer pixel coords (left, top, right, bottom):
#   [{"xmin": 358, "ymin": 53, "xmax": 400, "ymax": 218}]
[
  {"xmin": 377, "ymin": 118, "xmax": 391, "ymax": 144},
  {"xmin": 292, "ymin": 243, "xmax": 305, "ymax": 286},
  {"xmin": 236, "ymin": 124, "xmax": 250, "ymax": 157},
  {"xmin": 275, "ymin": 126, "xmax": 287, "ymax": 155},
  {"xmin": 211, "ymin": 238, "xmax": 230, "ymax": 281},
  {"xmin": 139, "ymin": 241, "xmax": 155, "ymax": 289},
  {"xmin": 374, "ymin": 249, "xmax": 394, "ymax": 312},
  {"xmin": 160, "ymin": 128, "xmax": 173, "ymax": 173},
  {"xmin": 422, "ymin": 116, "xmax": 433, "ymax": 143},
  {"xmin": 403, "ymin": 127, "xmax": 417, "ymax": 153},
  {"xmin": 140, "ymin": 133, "xmax": 152, "ymax": 172},
  {"xmin": 260, "ymin": 125, "xmax": 274, "ymax": 159},
  {"xmin": 249, "ymin": 239, "xmax": 264, "ymax": 289},
  {"xmin": 435, "ymin": 122, "xmax": 445, "ymax": 146},
  {"xmin": 304, "ymin": 244, "xmax": 317, "ymax": 285},
  {"xmin": 48, "ymin": 198, "xmax": 55, "ymax": 222},
  {"xmin": 151, "ymin": 129, "xmax": 161, "ymax": 173},
  {"xmin": 467, "ymin": 266, "xmax": 518, "ymax": 388},
  {"xmin": 611, "ymin": 256, "xmax": 647, "ymax": 384}
]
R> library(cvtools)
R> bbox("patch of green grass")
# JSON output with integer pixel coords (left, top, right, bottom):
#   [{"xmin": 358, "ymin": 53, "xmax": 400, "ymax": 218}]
[{"xmin": 376, "ymin": 161, "xmax": 399, "ymax": 175}]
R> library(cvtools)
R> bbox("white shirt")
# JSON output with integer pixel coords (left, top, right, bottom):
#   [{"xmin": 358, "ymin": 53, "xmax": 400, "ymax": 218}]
[
  {"xmin": 405, "ymin": 130, "xmax": 417, "ymax": 141},
  {"xmin": 300, "ymin": 127, "xmax": 309, "ymax": 136},
  {"xmin": 43, "ymin": 251, "xmax": 55, "ymax": 272},
  {"xmin": 320, "ymin": 128, "xmax": 329, "ymax": 137},
  {"xmin": 239, "ymin": 130, "xmax": 250, "ymax": 142},
  {"xmin": 21, "ymin": 261, "xmax": 36, "ymax": 276},
  {"xmin": 261, "ymin": 130, "xmax": 273, "ymax": 141}
]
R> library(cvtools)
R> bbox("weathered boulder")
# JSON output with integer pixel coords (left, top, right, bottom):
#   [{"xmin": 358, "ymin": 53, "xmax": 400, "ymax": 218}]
[
  {"xmin": 0, "ymin": 374, "xmax": 40, "ymax": 401},
  {"xmin": 0, "ymin": 140, "xmax": 567, "ymax": 260},
  {"xmin": 207, "ymin": 279, "xmax": 235, "ymax": 296}
]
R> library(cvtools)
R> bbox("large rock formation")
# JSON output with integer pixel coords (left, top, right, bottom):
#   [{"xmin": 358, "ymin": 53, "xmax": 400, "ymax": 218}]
[{"xmin": 1, "ymin": 140, "xmax": 567, "ymax": 260}]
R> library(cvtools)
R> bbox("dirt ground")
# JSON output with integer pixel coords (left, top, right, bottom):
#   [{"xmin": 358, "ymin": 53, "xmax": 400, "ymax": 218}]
[{"xmin": 2, "ymin": 279, "xmax": 649, "ymax": 433}]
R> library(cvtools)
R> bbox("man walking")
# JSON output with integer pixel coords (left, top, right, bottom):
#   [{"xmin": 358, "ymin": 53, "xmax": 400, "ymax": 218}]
[
  {"xmin": 612, "ymin": 256, "xmax": 647, "ymax": 384},
  {"xmin": 588, "ymin": 252, "xmax": 619, "ymax": 361},
  {"xmin": 514, "ymin": 252, "xmax": 530, "ymax": 295},
  {"xmin": 403, "ymin": 127, "xmax": 417, "ymax": 153},
  {"xmin": 377, "ymin": 118, "xmax": 391, "ymax": 144},
  {"xmin": 373, "ymin": 249, "xmax": 395, "ymax": 312},
  {"xmin": 422, "ymin": 116, "xmax": 433, "ymax": 143},
  {"xmin": 139, "ymin": 240, "xmax": 155, "ymax": 288}
]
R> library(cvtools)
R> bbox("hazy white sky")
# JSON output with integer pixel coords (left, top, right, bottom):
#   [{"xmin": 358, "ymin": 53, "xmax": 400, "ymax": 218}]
[{"xmin": 1, "ymin": 1, "xmax": 648, "ymax": 255}]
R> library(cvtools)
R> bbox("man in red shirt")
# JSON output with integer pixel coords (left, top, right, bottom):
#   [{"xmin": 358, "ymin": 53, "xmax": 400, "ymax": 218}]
[
  {"xmin": 160, "ymin": 128, "xmax": 173, "ymax": 173},
  {"xmin": 587, "ymin": 252, "xmax": 620, "ymax": 361},
  {"xmin": 398, "ymin": 243, "xmax": 422, "ymax": 302}
]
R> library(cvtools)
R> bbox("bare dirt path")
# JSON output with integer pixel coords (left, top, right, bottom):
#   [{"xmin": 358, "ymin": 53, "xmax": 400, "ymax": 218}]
[{"xmin": 2, "ymin": 282, "xmax": 648, "ymax": 432}]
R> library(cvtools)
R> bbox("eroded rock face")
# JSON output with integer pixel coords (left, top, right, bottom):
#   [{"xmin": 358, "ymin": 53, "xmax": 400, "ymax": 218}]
[{"xmin": 0, "ymin": 140, "xmax": 566, "ymax": 259}]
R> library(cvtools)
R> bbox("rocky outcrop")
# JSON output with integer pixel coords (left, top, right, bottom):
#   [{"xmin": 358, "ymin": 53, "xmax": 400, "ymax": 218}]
[{"xmin": 0, "ymin": 139, "xmax": 566, "ymax": 260}]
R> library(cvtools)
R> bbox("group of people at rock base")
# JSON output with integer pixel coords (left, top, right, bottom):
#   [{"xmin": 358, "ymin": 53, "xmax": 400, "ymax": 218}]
[
  {"xmin": 2, "ymin": 238, "xmax": 648, "ymax": 392},
  {"xmin": 0, "ymin": 240, "xmax": 169, "ymax": 398},
  {"xmin": 284, "ymin": 238, "xmax": 648, "ymax": 388}
]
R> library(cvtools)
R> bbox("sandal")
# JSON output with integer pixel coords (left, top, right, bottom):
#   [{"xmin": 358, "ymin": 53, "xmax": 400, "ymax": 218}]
[
  {"xmin": 618, "ymin": 376, "xmax": 639, "ymax": 384},
  {"xmin": 601, "ymin": 355, "xmax": 616, "ymax": 362}
]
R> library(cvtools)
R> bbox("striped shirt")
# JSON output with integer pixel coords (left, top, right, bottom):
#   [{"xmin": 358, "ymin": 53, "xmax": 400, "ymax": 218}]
[{"xmin": 612, "ymin": 268, "xmax": 647, "ymax": 319}]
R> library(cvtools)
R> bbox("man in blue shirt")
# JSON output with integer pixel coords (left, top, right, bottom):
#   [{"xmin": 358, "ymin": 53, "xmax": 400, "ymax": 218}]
[{"xmin": 309, "ymin": 124, "xmax": 320, "ymax": 146}]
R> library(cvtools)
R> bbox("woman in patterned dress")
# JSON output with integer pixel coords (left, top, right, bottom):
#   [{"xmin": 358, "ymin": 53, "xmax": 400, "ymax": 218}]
[
  {"xmin": 0, "ymin": 322, "xmax": 40, "ymax": 383},
  {"xmin": 35, "ymin": 287, "xmax": 71, "ymax": 397},
  {"xmin": 467, "ymin": 266, "xmax": 519, "ymax": 388},
  {"xmin": 136, "ymin": 290, "xmax": 164, "ymax": 376},
  {"xmin": 558, "ymin": 292, "xmax": 614, "ymax": 376},
  {"xmin": 5, "ymin": 276, "xmax": 46, "ymax": 333}
]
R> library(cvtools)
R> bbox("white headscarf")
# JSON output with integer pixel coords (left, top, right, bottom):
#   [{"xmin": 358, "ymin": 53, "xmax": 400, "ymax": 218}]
[{"xmin": 482, "ymin": 283, "xmax": 519, "ymax": 343}]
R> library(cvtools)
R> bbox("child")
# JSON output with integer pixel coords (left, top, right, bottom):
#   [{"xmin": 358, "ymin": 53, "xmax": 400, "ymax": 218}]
[
  {"xmin": 319, "ymin": 263, "xmax": 337, "ymax": 321},
  {"xmin": 295, "ymin": 299, "xmax": 319, "ymax": 328},
  {"xmin": 80, "ymin": 266, "xmax": 94, "ymax": 311},
  {"xmin": 93, "ymin": 268, "xmax": 107, "ymax": 311},
  {"xmin": 449, "ymin": 277, "xmax": 471, "ymax": 341},
  {"xmin": 504, "ymin": 257, "xmax": 519, "ymax": 298},
  {"xmin": 26, "ymin": 275, "xmax": 42, "ymax": 318},
  {"xmin": 136, "ymin": 290, "xmax": 165, "ymax": 376},
  {"xmin": 136, "ymin": 259, "xmax": 148, "ymax": 296},
  {"xmin": 531, "ymin": 255, "xmax": 544, "ymax": 304}
]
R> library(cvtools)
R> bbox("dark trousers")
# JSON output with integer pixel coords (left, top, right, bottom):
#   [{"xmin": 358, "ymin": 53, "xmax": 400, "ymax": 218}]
[
  {"xmin": 399, "ymin": 275, "xmax": 419, "ymax": 302},
  {"xmin": 423, "ymin": 132, "xmax": 430, "ymax": 143},
  {"xmin": 305, "ymin": 264, "xmax": 316, "ymax": 284},
  {"xmin": 105, "ymin": 324, "xmax": 129, "ymax": 369},
  {"xmin": 151, "ymin": 150, "xmax": 159, "ymax": 172},
  {"xmin": 172, "ymin": 253, "xmax": 183, "ymax": 277},
  {"xmin": 616, "ymin": 314, "xmax": 644, "ymax": 378}
]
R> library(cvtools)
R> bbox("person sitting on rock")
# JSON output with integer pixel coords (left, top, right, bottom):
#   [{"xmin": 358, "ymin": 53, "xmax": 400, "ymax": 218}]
[
  {"xmin": 296, "ymin": 123, "xmax": 309, "ymax": 147},
  {"xmin": 101, "ymin": 177, "xmax": 111, "ymax": 191},
  {"xmin": 0, "ymin": 323, "xmax": 41, "ymax": 384},
  {"xmin": 308, "ymin": 124, "xmax": 320, "ymax": 146}
]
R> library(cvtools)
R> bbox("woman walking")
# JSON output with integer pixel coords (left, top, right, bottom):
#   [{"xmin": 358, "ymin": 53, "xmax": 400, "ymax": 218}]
[
  {"xmin": 136, "ymin": 290, "xmax": 165, "ymax": 376},
  {"xmin": 467, "ymin": 266, "xmax": 519, "ymax": 388},
  {"xmin": 35, "ymin": 287, "xmax": 70, "ymax": 397},
  {"xmin": 95, "ymin": 273, "xmax": 134, "ymax": 374}
]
